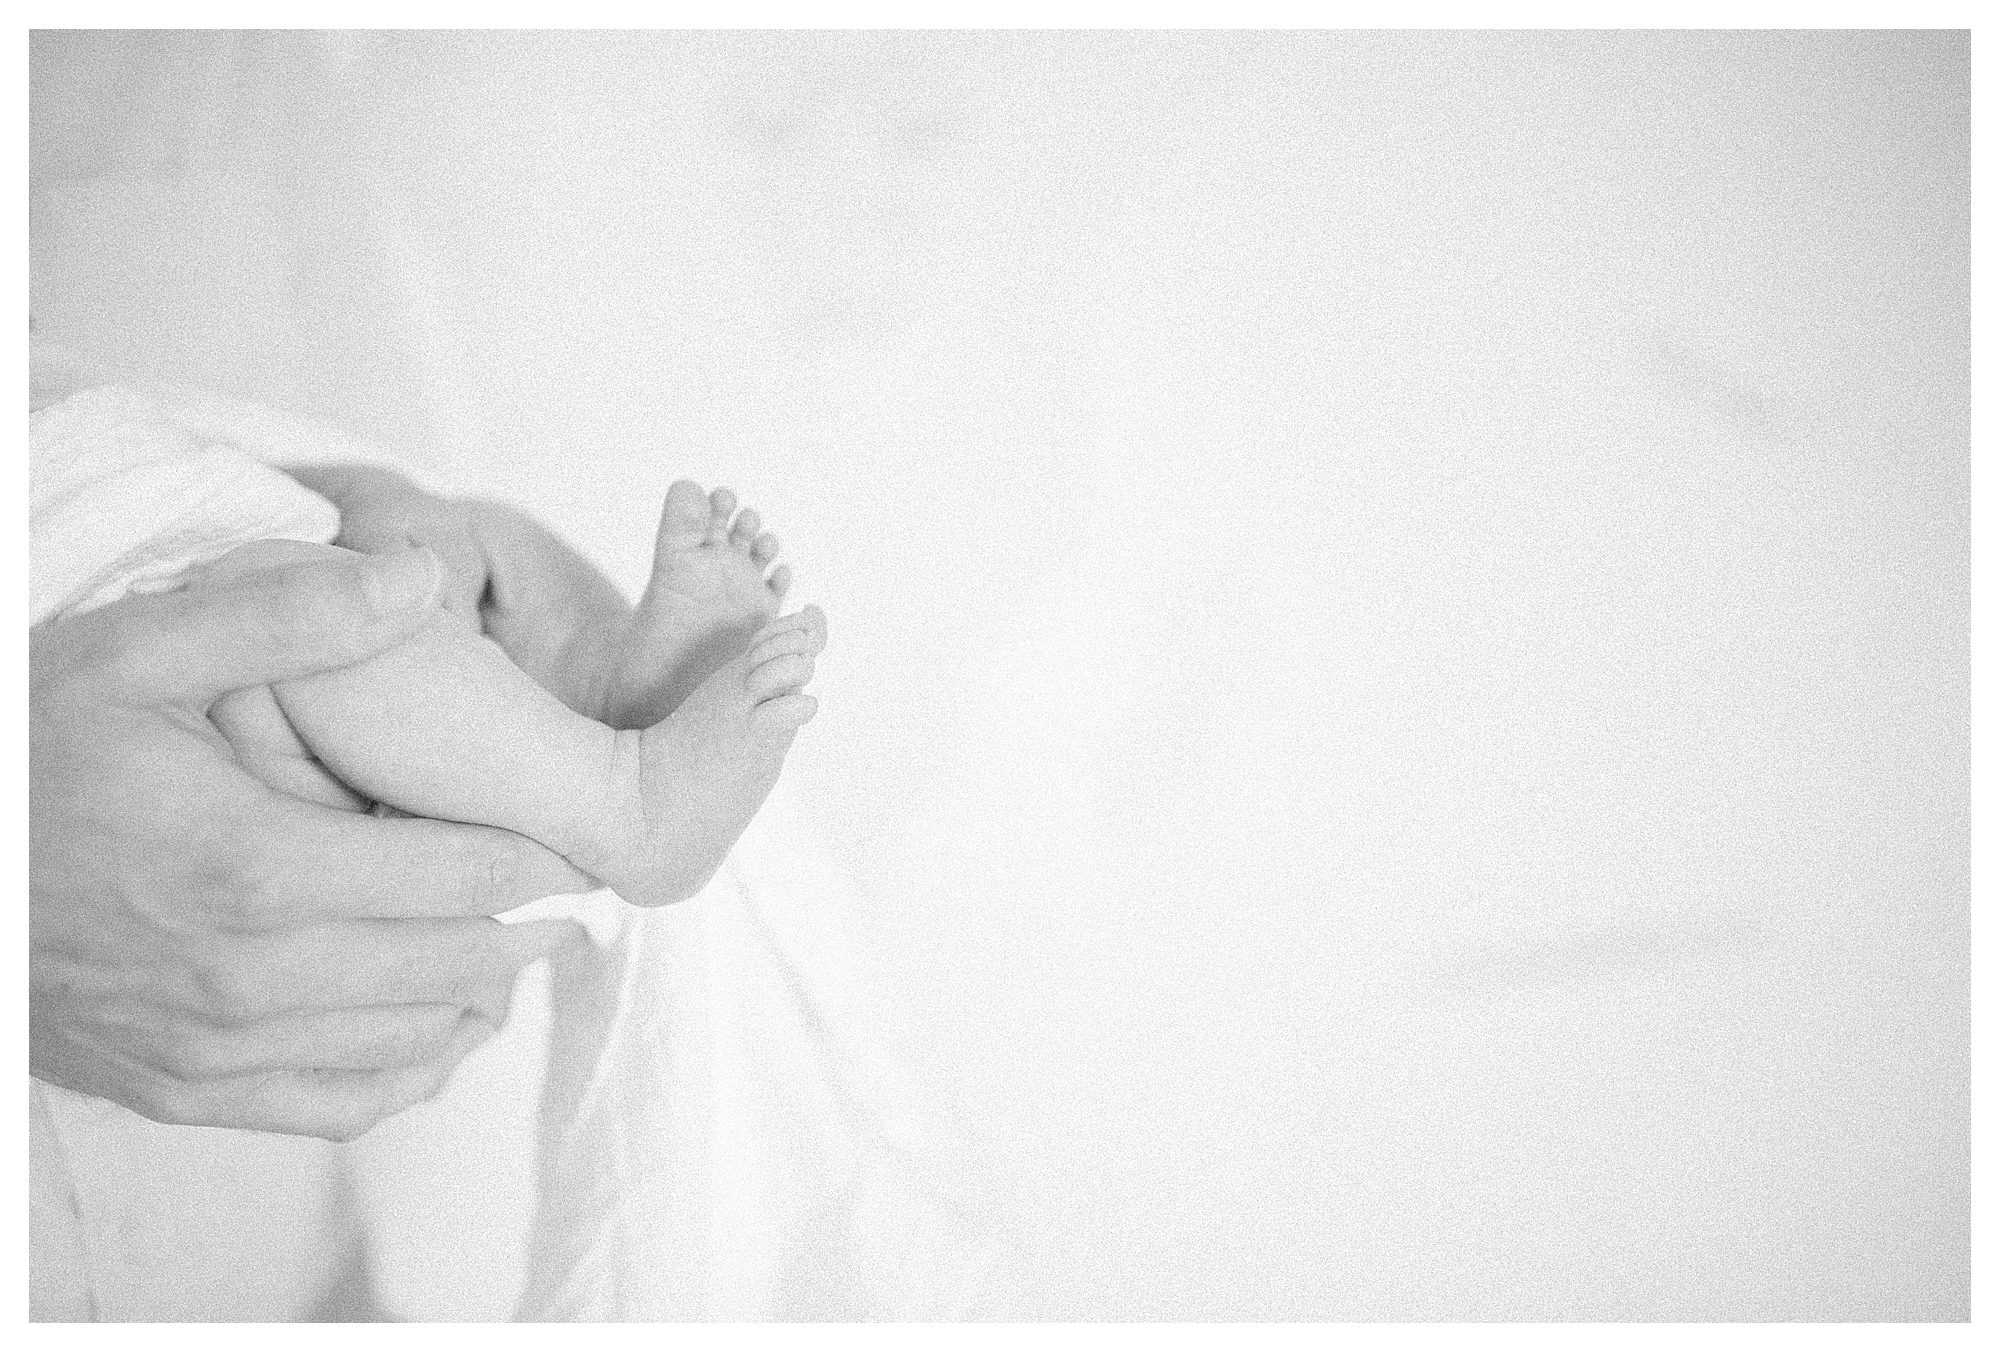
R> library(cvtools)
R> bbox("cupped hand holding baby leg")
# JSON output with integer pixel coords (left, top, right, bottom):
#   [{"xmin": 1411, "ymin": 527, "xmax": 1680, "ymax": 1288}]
[
  {"xmin": 268, "ymin": 469, "xmax": 826, "ymax": 910},
  {"xmin": 29, "ymin": 541, "xmax": 591, "ymax": 1141}
]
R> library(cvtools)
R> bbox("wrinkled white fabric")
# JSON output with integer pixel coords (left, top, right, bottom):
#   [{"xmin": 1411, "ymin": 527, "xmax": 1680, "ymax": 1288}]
[
  {"xmin": 30, "ymin": 383, "xmax": 341, "ymax": 619},
  {"xmin": 29, "ymin": 364, "xmax": 1006, "ymax": 1320},
  {"xmin": 519, "ymin": 791, "xmax": 1002, "ymax": 1320}
]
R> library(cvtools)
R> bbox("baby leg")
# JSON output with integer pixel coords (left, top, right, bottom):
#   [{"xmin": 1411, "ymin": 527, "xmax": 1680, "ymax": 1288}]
[
  {"xmin": 199, "ymin": 542, "xmax": 822, "ymax": 906},
  {"xmin": 272, "ymin": 611, "xmax": 630, "ymax": 871},
  {"xmin": 274, "ymin": 605, "xmax": 824, "ymax": 906}
]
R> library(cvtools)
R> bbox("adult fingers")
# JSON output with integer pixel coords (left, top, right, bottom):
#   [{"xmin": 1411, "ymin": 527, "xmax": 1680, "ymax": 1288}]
[
  {"xmin": 241, "ymin": 799, "xmax": 597, "ymax": 922},
  {"xmin": 285, "ymin": 1011, "xmax": 501, "ymax": 1140},
  {"xmin": 62, "ymin": 542, "xmax": 444, "ymax": 705},
  {"xmin": 151, "ymin": 1011, "xmax": 499, "ymax": 1141},
  {"xmin": 186, "ymin": 917, "xmax": 582, "ymax": 1020},
  {"xmin": 297, "ymin": 917, "xmax": 572, "ymax": 1022},
  {"xmin": 36, "ymin": 1008, "xmax": 496, "ymax": 1141},
  {"xmin": 130, "ymin": 1003, "xmax": 467, "ymax": 1080}
]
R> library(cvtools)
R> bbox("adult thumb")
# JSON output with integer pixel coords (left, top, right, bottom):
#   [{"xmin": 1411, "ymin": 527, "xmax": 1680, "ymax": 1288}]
[{"xmin": 72, "ymin": 542, "xmax": 445, "ymax": 704}]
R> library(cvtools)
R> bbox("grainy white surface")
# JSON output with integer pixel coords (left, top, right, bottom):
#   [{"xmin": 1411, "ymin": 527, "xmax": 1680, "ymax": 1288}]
[{"xmin": 31, "ymin": 29, "xmax": 1967, "ymax": 1319}]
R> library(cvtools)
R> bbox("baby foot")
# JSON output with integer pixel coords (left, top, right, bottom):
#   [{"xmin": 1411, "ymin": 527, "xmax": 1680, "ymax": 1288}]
[
  {"xmin": 607, "ymin": 481, "xmax": 793, "ymax": 727},
  {"xmin": 591, "ymin": 605, "xmax": 827, "ymax": 907}
]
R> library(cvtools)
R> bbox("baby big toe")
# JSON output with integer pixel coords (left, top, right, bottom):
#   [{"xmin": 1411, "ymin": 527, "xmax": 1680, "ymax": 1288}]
[
  {"xmin": 656, "ymin": 481, "xmax": 713, "ymax": 554},
  {"xmin": 707, "ymin": 488, "xmax": 738, "ymax": 541}
]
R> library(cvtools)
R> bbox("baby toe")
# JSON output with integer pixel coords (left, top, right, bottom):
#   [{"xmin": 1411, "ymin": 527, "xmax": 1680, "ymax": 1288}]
[
  {"xmin": 799, "ymin": 603, "xmax": 828, "ymax": 648},
  {"xmin": 746, "ymin": 652, "xmax": 814, "ymax": 702},
  {"xmin": 747, "ymin": 625, "xmax": 817, "ymax": 667},
  {"xmin": 751, "ymin": 532, "xmax": 781, "ymax": 566},
  {"xmin": 656, "ymin": 481, "xmax": 713, "ymax": 553},
  {"xmin": 729, "ymin": 508, "xmax": 761, "ymax": 550},
  {"xmin": 751, "ymin": 692, "xmax": 818, "ymax": 735},
  {"xmin": 767, "ymin": 563, "xmax": 794, "ymax": 599},
  {"xmin": 753, "ymin": 604, "xmax": 821, "ymax": 642}
]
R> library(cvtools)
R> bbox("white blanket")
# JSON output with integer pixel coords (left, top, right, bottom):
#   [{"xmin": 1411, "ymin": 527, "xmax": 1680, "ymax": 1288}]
[{"xmin": 28, "ymin": 367, "xmax": 1006, "ymax": 1320}]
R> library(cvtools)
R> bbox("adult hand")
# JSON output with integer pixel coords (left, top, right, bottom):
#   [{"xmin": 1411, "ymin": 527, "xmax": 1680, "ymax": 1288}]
[
  {"xmin": 286, "ymin": 462, "xmax": 637, "ymax": 723},
  {"xmin": 30, "ymin": 543, "xmax": 593, "ymax": 1140}
]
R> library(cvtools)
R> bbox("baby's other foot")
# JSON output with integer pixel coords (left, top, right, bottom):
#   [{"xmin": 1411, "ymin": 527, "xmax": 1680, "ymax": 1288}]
[
  {"xmin": 595, "ymin": 606, "xmax": 827, "ymax": 907},
  {"xmin": 608, "ymin": 480, "xmax": 795, "ymax": 727}
]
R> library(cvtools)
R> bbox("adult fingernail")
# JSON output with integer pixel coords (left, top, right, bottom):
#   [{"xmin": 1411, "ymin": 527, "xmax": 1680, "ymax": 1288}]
[{"xmin": 370, "ymin": 546, "xmax": 441, "ymax": 614}]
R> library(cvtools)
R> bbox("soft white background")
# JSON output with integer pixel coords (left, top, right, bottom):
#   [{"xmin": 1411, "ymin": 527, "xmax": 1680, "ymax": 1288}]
[{"xmin": 30, "ymin": 29, "xmax": 1968, "ymax": 1319}]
